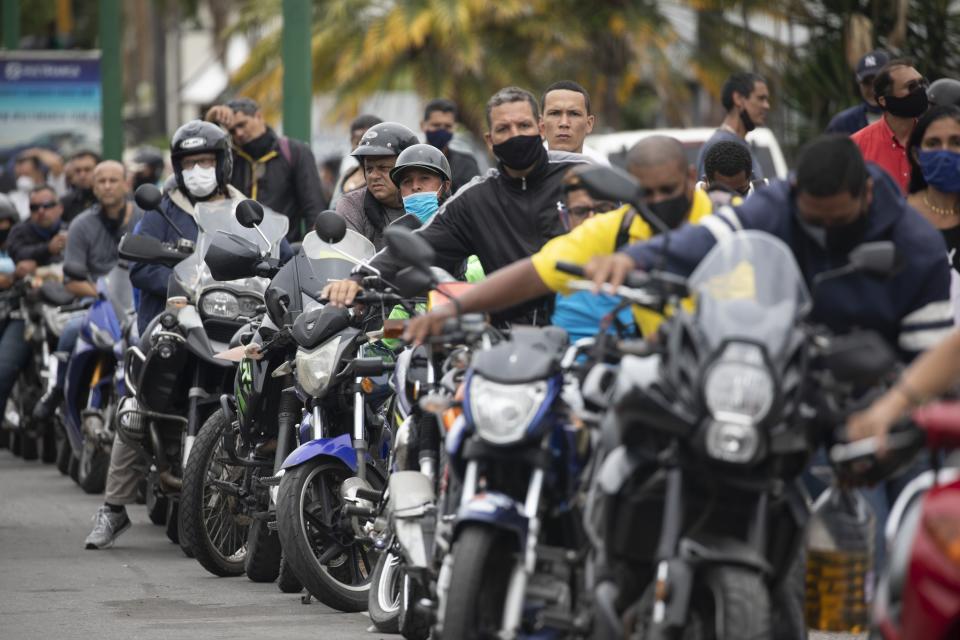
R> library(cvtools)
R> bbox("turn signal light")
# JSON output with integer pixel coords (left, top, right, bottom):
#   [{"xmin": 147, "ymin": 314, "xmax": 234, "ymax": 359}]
[
  {"xmin": 383, "ymin": 319, "xmax": 405, "ymax": 339},
  {"xmin": 925, "ymin": 512, "xmax": 960, "ymax": 566}
]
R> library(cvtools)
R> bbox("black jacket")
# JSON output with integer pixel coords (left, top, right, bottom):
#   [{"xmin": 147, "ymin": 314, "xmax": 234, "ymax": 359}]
[
  {"xmin": 230, "ymin": 127, "xmax": 326, "ymax": 242},
  {"xmin": 448, "ymin": 148, "xmax": 481, "ymax": 194},
  {"xmin": 360, "ymin": 147, "xmax": 589, "ymax": 325},
  {"xmin": 8, "ymin": 220, "xmax": 63, "ymax": 265},
  {"xmin": 60, "ymin": 188, "xmax": 96, "ymax": 224}
]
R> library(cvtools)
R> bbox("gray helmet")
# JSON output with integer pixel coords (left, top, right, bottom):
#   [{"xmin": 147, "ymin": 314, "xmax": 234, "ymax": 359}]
[
  {"xmin": 928, "ymin": 78, "xmax": 960, "ymax": 107},
  {"xmin": 389, "ymin": 143, "xmax": 452, "ymax": 187},
  {"xmin": 170, "ymin": 119, "xmax": 233, "ymax": 196},
  {"xmin": 351, "ymin": 122, "xmax": 419, "ymax": 158}
]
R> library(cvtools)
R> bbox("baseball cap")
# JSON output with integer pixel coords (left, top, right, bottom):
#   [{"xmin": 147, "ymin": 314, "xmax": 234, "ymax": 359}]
[{"xmin": 856, "ymin": 50, "xmax": 890, "ymax": 82}]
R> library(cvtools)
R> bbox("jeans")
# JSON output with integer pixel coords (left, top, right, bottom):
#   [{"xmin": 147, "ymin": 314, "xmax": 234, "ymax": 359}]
[
  {"xmin": 0, "ymin": 319, "xmax": 31, "ymax": 411},
  {"xmin": 55, "ymin": 316, "xmax": 84, "ymax": 389}
]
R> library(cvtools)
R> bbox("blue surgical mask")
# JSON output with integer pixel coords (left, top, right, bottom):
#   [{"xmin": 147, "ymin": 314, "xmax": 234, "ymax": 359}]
[
  {"xmin": 919, "ymin": 150, "xmax": 960, "ymax": 193},
  {"xmin": 402, "ymin": 191, "xmax": 440, "ymax": 223}
]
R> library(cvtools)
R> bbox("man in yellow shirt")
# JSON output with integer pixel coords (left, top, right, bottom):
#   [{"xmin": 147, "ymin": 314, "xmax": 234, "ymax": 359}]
[{"xmin": 404, "ymin": 135, "xmax": 713, "ymax": 342}]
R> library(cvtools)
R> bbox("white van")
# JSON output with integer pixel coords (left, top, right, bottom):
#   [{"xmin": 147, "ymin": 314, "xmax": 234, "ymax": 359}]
[{"xmin": 585, "ymin": 127, "xmax": 789, "ymax": 180}]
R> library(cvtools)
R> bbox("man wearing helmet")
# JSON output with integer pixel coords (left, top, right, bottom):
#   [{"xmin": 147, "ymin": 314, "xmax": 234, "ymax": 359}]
[
  {"xmin": 928, "ymin": 78, "xmax": 960, "ymax": 108},
  {"xmin": 335, "ymin": 122, "xmax": 421, "ymax": 249},
  {"xmin": 83, "ymin": 121, "xmax": 293, "ymax": 550}
]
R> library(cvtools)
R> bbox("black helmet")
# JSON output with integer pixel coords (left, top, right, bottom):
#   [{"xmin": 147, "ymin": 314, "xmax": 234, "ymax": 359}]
[
  {"xmin": 0, "ymin": 193, "xmax": 17, "ymax": 224},
  {"xmin": 170, "ymin": 120, "xmax": 233, "ymax": 196},
  {"xmin": 133, "ymin": 146, "xmax": 165, "ymax": 172},
  {"xmin": 389, "ymin": 143, "xmax": 452, "ymax": 187},
  {"xmin": 351, "ymin": 122, "xmax": 419, "ymax": 158},
  {"xmin": 928, "ymin": 78, "xmax": 960, "ymax": 107}
]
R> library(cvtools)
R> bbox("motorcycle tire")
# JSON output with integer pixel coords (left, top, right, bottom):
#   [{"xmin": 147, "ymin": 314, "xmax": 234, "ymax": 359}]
[
  {"xmin": 276, "ymin": 459, "xmax": 380, "ymax": 612},
  {"xmin": 20, "ymin": 430, "xmax": 39, "ymax": 461},
  {"xmin": 40, "ymin": 421, "xmax": 57, "ymax": 464},
  {"xmin": 55, "ymin": 430, "xmax": 71, "ymax": 475},
  {"xmin": 166, "ymin": 499, "xmax": 180, "ymax": 545},
  {"xmin": 369, "ymin": 550, "xmax": 403, "ymax": 633},
  {"xmin": 180, "ymin": 409, "xmax": 246, "ymax": 576},
  {"xmin": 68, "ymin": 451, "xmax": 79, "ymax": 483},
  {"xmin": 440, "ymin": 525, "xmax": 514, "ymax": 640},
  {"xmin": 77, "ymin": 442, "xmax": 109, "ymax": 494},
  {"xmin": 399, "ymin": 572, "xmax": 431, "ymax": 640},
  {"xmin": 10, "ymin": 429, "xmax": 21, "ymax": 456},
  {"xmin": 277, "ymin": 554, "xmax": 303, "ymax": 593},
  {"xmin": 0, "ymin": 426, "xmax": 8, "ymax": 449},
  {"xmin": 245, "ymin": 518, "xmax": 281, "ymax": 583},
  {"xmin": 145, "ymin": 481, "xmax": 168, "ymax": 526}
]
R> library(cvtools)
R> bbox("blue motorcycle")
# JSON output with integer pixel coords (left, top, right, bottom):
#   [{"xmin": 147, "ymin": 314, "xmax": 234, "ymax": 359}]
[{"xmin": 62, "ymin": 263, "xmax": 136, "ymax": 494}]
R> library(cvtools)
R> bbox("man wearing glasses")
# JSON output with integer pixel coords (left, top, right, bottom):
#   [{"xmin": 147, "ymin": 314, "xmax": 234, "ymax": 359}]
[{"xmin": 852, "ymin": 58, "xmax": 930, "ymax": 193}]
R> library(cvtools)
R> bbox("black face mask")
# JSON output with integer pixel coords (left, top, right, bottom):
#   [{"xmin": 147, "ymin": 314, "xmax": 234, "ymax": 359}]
[
  {"xmin": 740, "ymin": 109, "xmax": 757, "ymax": 133},
  {"xmin": 492, "ymin": 134, "xmax": 545, "ymax": 171},
  {"xmin": 647, "ymin": 192, "xmax": 691, "ymax": 230},
  {"xmin": 0, "ymin": 228, "xmax": 11, "ymax": 247},
  {"xmin": 882, "ymin": 88, "xmax": 929, "ymax": 119}
]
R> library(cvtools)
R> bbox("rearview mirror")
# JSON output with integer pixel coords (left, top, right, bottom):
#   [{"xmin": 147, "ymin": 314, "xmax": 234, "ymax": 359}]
[
  {"xmin": 574, "ymin": 165, "xmax": 642, "ymax": 206},
  {"xmin": 314, "ymin": 210, "xmax": 347, "ymax": 244},
  {"xmin": 119, "ymin": 233, "xmax": 189, "ymax": 267},
  {"xmin": 820, "ymin": 331, "xmax": 897, "ymax": 386},
  {"xmin": 848, "ymin": 242, "xmax": 899, "ymax": 277},
  {"xmin": 134, "ymin": 183, "xmax": 162, "ymax": 211},
  {"xmin": 384, "ymin": 226, "xmax": 435, "ymax": 270},
  {"xmin": 236, "ymin": 199, "xmax": 265, "ymax": 229},
  {"xmin": 395, "ymin": 266, "xmax": 436, "ymax": 298}
]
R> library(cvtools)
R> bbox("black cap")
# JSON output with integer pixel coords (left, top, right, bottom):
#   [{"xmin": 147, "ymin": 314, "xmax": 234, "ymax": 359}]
[{"xmin": 856, "ymin": 50, "xmax": 890, "ymax": 83}]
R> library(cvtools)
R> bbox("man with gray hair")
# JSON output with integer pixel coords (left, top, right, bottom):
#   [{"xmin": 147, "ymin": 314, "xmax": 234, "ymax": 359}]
[
  {"xmin": 322, "ymin": 85, "xmax": 590, "ymax": 326},
  {"xmin": 205, "ymin": 97, "xmax": 325, "ymax": 241}
]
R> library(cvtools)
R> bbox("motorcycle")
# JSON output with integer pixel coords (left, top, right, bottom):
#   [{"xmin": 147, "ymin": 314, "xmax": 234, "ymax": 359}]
[
  {"xmin": 273, "ymin": 212, "xmax": 405, "ymax": 612},
  {"xmin": 60, "ymin": 262, "xmax": 136, "ymax": 493},
  {"xmin": 837, "ymin": 401, "xmax": 960, "ymax": 639},
  {"xmin": 116, "ymin": 185, "xmax": 287, "ymax": 547}
]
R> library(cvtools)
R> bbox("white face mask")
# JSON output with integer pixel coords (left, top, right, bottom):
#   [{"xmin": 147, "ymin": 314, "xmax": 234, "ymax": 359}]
[
  {"xmin": 16, "ymin": 175, "xmax": 34, "ymax": 193},
  {"xmin": 182, "ymin": 166, "xmax": 218, "ymax": 197}
]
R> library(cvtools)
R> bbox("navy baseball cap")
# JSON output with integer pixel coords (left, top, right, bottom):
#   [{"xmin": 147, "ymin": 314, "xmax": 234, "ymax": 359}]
[{"xmin": 856, "ymin": 50, "xmax": 890, "ymax": 82}]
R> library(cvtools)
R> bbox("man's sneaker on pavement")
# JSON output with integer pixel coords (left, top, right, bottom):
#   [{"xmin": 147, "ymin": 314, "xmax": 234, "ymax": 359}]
[{"xmin": 84, "ymin": 506, "xmax": 131, "ymax": 549}]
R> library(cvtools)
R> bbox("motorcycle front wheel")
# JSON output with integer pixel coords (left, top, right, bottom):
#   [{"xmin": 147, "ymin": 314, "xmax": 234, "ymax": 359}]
[
  {"xmin": 276, "ymin": 459, "xmax": 380, "ymax": 612},
  {"xmin": 368, "ymin": 549, "xmax": 403, "ymax": 632},
  {"xmin": 179, "ymin": 409, "xmax": 247, "ymax": 576},
  {"xmin": 440, "ymin": 525, "xmax": 515, "ymax": 640}
]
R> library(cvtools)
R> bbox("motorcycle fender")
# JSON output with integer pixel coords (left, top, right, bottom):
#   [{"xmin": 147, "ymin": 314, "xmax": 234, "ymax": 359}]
[
  {"xmin": 453, "ymin": 492, "xmax": 527, "ymax": 549},
  {"xmin": 389, "ymin": 471, "xmax": 435, "ymax": 514},
  {"xmin": 678, "ymin": 536, "xmax": 771, "ymax": 575},
  {"xmin": 280, "ymin": 432, "xmax": 358, "ymax": 472},
  {"xmin": 598, "ymin": 445, "xmax": 644, "ymax": 495},
  {"xmin": 390, "ymin": 472, "xmax": 436, "ymax": 568}
]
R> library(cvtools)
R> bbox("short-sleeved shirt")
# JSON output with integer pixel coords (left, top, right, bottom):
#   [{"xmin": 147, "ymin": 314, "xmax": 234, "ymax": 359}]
[
  {"xmin": 63, "ymin": 203, "xmax": 142, "ymax": 282},
  {"xmin": 851, "ymin": 117, "xmax": 912, "ymax": 193}
]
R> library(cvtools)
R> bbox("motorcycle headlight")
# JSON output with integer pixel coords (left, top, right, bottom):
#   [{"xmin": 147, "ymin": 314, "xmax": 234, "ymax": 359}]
[
  {"xmin": 237, "ymin": 295, "xmax": 261, "ymax": 318},
  {"xmin": 467, "ymin": 375, "xmax": 548, "ymax": 445},
  {"xmin": 703, "ymin": 347, "xmax": 774, "ymax": 422},
  {"xmin": 705, "ymin": 417, "xmax": 759, "ymax": 464},
  {"xmin": 295, "ymin": 337, "xmax": 342, "ymax": 397},
  {"xmin": 200, "ymin": 290, "xmax": 240, "ymax": 319}
]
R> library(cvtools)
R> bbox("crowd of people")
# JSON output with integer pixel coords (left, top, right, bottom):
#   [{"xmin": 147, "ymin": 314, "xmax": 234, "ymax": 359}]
[{"xmin": 2, "ymin": 52, "xmax": 960, "ymax": 595}]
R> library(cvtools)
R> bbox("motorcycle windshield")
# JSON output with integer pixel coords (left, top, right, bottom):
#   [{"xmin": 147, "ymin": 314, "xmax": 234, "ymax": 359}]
[
  {"xmin": 100, "ymin": 263, "xmax": 135, "ymax": 320},
  {"xmin": 688, "ymin": 230, "xmax": 810, "ymax": 356},
  {"xmin": 300, "ymin": 229, "xmax": 376, "ymax": 284},
  {"xmin": 173, "ymin": 200, "xmax": 289, "ymax": 298}
]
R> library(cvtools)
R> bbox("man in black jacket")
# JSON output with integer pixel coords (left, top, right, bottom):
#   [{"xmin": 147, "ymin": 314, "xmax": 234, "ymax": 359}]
[
  {"xmin": 205, "ymin": 97, "xmax": 325, "ymax": 241},
  {"xmin": 324, "ymin": 86, "xmax": 590, "ymax": 325},
  {"xmin": 420, "ymin": 98, "xmax": 481, "ymax": 193},
  {"xmin": 8, "ymin": 184, "xmax": 67, "ymax": 271}
]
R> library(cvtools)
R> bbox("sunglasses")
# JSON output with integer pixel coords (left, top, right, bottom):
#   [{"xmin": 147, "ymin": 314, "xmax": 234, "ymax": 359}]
[{"xmin": 30, "ymin": 201, "xmax": 58, "ymax": 212}]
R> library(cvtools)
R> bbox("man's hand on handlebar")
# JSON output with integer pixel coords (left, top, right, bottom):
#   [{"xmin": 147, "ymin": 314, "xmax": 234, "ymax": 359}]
[
  {"xmin": 322, "ymin": 279, "xmax": 363, "ymax": 308},
  {"xmin": 403, "ymin": 304, "xmax": 457, "ymax": 346},
  {"xmin": 583, "ymin": 253, "xmax": 637, "ymax": 292},
  {"xmin": 846, "ymin": 389, "xmax": 911, "ymax": 451}
]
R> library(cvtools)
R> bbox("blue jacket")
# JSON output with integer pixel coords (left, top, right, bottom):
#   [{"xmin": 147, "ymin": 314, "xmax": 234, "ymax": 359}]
[
  {"xmin": 131, "ymin": 188, "xmax": 293, "ymax": 334},
  {"xmin": 552, "ymin": 291, "xmax": 636, "ymax": 344},
  {"xmin": 622, "ymin": 165, "xmax": 952, "ymax": 359},
  {"xmin": 826, "ymin": 103, "xmax": 882, "ymax": 136}
]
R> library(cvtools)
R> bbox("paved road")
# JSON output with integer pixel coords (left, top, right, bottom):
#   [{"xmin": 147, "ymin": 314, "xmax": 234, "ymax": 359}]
[
  {"xmin": 0, "ymin": 449, "xmax": 867, "ymax": 640},
  {"xmin": 0, "ymin": 450, "xmax": 376, "ymax": 640}
]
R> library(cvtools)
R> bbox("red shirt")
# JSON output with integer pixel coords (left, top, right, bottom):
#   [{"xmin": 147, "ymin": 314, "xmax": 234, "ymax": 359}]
[{"xmin": 851, "ymin": 117, "xmax": 912, "ymax": 193}]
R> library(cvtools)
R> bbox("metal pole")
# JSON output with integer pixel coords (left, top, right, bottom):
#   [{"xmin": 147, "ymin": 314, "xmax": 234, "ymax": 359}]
[
  {"xmin": 99, "ymin": 0, "xmax": 123, "ymax": 159},
  {"xmin": 2, "ymin": 0, "xmax": 20, "ymax": 50},
  {"xmin": 281, "ymin": 0, "xmax": 311, "ymax": 143}
]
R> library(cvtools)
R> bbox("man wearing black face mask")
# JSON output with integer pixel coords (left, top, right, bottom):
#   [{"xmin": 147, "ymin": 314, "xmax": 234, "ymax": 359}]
[
  {"xmin": 583, "ymin": 135, "xmax": 952, "ymax": 362},
  {"xmin": 323, "ymin": 86, "xmax": 589, "ymax": 325},
  {"xmin": 421, "ymin": 98, "xmax": 480, "ymax": 194},
  {"xmin": 696, "ymin": 72, "xmax": 770, "ymax": 182},
  {"xmin": 852, "ymin": 59, "xmax": 929, "ymax": 194}
]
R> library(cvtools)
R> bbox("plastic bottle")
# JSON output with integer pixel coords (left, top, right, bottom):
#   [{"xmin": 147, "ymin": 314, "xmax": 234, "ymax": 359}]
[{"xmin": 804, "ymin": 485, "xmax": 875, "ymax": 634}]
